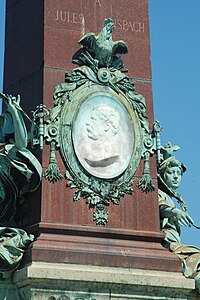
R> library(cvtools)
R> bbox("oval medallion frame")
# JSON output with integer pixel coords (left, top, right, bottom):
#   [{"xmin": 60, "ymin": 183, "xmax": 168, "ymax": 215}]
[{"xmin": 60, "ymin": 83, "xmax": 143, "ymax": 190}]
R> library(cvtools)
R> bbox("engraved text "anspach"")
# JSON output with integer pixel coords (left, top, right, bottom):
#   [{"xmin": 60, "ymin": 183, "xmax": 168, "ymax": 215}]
[{"xmin": 113, "ymin": 19, "xmax": 145, "ymax": 33}]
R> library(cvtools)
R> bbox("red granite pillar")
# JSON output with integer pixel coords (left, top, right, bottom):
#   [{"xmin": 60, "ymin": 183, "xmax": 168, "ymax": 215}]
[{"xmin": 3, "ymin": 0, "xmax": 181, "ymax": 271}]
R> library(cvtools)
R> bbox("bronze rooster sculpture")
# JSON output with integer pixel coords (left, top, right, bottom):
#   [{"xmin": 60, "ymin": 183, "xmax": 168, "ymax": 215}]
[{"xmin": 73, "ymin": 18, "xmax": 128, "ymax": 70}]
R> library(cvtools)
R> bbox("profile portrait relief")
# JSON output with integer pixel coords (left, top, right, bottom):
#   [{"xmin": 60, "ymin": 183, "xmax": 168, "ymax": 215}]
[{"xmin": 72, "ymin": 93, "xmax": 134, "ymax": 179}]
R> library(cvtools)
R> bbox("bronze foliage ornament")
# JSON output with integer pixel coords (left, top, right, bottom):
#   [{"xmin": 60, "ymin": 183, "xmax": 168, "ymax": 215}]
[{"xmin": 34, "ymin": 18, "xmax": 158, "ymax": 225}]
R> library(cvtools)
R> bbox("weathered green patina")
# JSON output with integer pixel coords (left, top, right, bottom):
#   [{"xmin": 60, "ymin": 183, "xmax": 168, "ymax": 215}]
[
  {"xmin": 158, "ymin": 142, "xmax": 200, "ymax": 293},
  {"xmin": 0, "ymin": 93, "xmax": 42, "ymax": 274},
  {"xmin": 41, "ymin": 18, "xmax": 157, "ymax": 225}
]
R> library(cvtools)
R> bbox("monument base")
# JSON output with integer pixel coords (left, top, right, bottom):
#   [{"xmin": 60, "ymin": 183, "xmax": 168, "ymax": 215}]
[
  {"xmin": 23, "ymin": 223, "xmax": 182, "ymax": 272},
  {"xmin": 6, "ymin": 262, "xmax": 197, "ymax": 300}
]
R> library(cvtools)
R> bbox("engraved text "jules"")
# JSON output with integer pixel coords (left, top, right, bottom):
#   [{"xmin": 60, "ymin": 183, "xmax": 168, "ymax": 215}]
[{"xmin": 55, "ymin": 11, "xmax": 84, "ymax": 24}]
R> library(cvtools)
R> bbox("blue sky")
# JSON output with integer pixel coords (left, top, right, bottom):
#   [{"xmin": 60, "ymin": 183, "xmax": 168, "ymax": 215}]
[
  {"xmin": 0, "ymin": 1, "xmax": 200, "ymax": 247},
  {"xmin": 149, "ymin": 1, "xmax": 200, "ymax": 247}
]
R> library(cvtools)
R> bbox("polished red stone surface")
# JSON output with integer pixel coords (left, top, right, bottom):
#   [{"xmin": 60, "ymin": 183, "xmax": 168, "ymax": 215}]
[
  {"xmin": 35, "ymin": 178, "xmax": 159, "ymax": 231},
  {"xmin": 44, "ymin": 0, "xmax": 151, "ymax": 79},
  {"xmin": 3, "ymin": 0, "xmax": 182, "ymax": 272}
]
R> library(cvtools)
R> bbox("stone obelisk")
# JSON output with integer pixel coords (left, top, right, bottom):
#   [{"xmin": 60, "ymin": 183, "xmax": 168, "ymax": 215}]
[{"xmin": 3, "ymin": 1, "xmax": 194, "ymax": 299}]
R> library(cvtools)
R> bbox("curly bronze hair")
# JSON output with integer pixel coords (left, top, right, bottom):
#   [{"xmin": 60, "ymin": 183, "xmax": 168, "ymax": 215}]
[{"xmin": 158, "ymin": 157, "xmax": 186, "ymax": 179}]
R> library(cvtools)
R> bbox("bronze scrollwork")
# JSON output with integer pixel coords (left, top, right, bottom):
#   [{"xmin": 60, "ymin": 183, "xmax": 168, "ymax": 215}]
[{"xmin": 38, "ymin": 18, "xmax": 157, "ymax": 225}]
